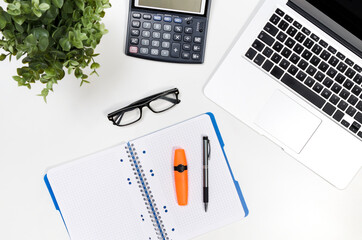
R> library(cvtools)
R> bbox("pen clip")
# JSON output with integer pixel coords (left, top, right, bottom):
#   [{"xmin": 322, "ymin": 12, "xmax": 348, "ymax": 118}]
[{"xmin": 207, "ymin": 139, "xmax": 211, "ymax": 161}]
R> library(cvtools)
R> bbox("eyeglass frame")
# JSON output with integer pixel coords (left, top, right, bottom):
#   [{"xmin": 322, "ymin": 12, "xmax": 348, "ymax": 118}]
[{"xmin": 107, "ymin": 88, "xmax": 181, "ymax": 126}]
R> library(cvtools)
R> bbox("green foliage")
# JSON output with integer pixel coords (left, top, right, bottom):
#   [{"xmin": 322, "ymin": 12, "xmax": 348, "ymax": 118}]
[{"xmin": 0, "ymin": 0, "xmax": 111, "ymax": 101}]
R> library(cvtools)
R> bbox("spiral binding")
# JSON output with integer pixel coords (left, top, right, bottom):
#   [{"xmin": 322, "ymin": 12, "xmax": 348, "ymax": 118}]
[{"xmin": 126, "ymin": 143, "xmax": 169, "ymax": 240}]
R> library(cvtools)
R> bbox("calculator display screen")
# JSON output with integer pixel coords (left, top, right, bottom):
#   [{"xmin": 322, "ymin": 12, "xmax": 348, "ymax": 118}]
[{"xmin": 135, "ymin": 0, "xmax": 206, "ymax": 15}]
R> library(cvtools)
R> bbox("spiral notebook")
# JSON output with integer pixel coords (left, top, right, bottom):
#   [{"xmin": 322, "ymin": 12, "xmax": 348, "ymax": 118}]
[{"xmin": 44, "ymin": 113, "xmax": 249, "ymax": 240}]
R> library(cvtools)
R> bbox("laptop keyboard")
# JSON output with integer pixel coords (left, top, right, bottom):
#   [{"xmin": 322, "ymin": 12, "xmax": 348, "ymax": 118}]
[{"xmin": 245, "ymin": 8, "xmax": 362, "ymax": 140}]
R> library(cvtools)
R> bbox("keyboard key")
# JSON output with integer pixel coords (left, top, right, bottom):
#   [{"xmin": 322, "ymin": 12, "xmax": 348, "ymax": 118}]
[
  {"xmin": 323, "ymin": 77, "xmax": 334, "ymax": 88},
  {"xmin": 171, "ymin": 43, "xmax": 181, "ymax": 58},
  {"xmin": 357, "ymin": 101, "xmax": 362, "ymax": 111},
  {"xmin": 314, "ymin": 71, "xmax": 325, "ymax": 82},
  {"xmin": 194, "ymin": 37, "xmax": 202, "ymax": 43},
  {"xmin": 293, "ymin": 43, "xmax": 304, "ymax": 54},
  {"xmin": 270, "ymin": 14, "xmax": 281, "ymax": 25},
  {"xmin": 276, "ymin": 32, "xmax": 288, "ymax": 43},
  {"xmin": 264, "ymin": 22, "xmax": 279, "ymax": 36},
  {"xmin": 279, "ymin": 59, "xmax": 290, "ymax": 70},
  {"xmin": 288, "ymin": 65, "xmax": 298, "ymax": 76},
  {"xmin": 271, "ymin": 53, "xmax": 282, "ymax": 64},
  {"xmin": 336, "ymin": 52, "xmax": 345, "ymax": 60},
  {"xmin": 262, "ymin": 59, "xmax": 274, "ymax": 72},
  {"xmin": 296, "ymin": 71, "xmax": 307, "ymax": 81},
  {"xmin": 181, "ymin": 52, "xmax": 190, "ymax": 59},
  {"xmin": 174, "ymin": 25, "xmax": 182, "ymax": 32},
  {"xmin": 345, "ymin": 68, "xmax": 356, "ymax": 79},
  {"xmin": 303, "ymin": 38, "xmax": 314, "ymax": 49},
  {"xmin": 271, "ymin": 65, "xmax": 284, "ymax": 79},
  {"xmin": 163, "ymin": 16, "xmax": 172, "ymax": 22},
  {"xmin": 293, "ymin": 21, "xmax": 302, "ymax": 29},
  {"xmin": 184, "ymin": 35, "xmax": 192, "ymax": 42},
  {"xmin": 345, "ymin": 58, "xmax": 354, "ymax": 66},
  {"xmin": 173, "ymin": 34, "xmax": 181, "ymax": 41},
  {"xmin": 281, "ymin": 73, "xmax": 326, "ymax": 108},
  {"xmin": 143, "ymin": 14, "xmax": 152, "ymax": 20},
  {"xmin": 323, "ymin": 103, "xmax": 336, "ymax": 116},
  {"xmin": 350, "ymin": 122, "xmax": 361, "ymax": 133},
  {"xmin": 321, "ymin": 88, "xmax": 332, "ymax": 99},
  {"xmin": 327, "ymin": 46, "xmax": 337, "ymax": 54},
  {"xmin": 341, "ymin": 120, "xmax": 350, "ymax": 128},
  {"xmin": 258, "ymin": 31, "xmax": 275, "ymax": 46},
  {"xmin": 193, "ymin": 45, "xmax": 201, "ymax": 52},
  {"xmin": 312, "ymin": 44, "xmax": 322, "ymax": 55},
  {"xmin": 262, "ymin": 47, "xmax": 274, "ymax": 57},
  {"xmin": 313, "ymin": 82, "xmax": 324, "ymax": 93},
  {"xmin": 337, "ymin": 100, "xmax": 348, "ymax": 111},
  {"xmin": 290, "ymin": 53, "xmax": 300, "ymax": 64},
  {"xmin": 153, "ymin": 15, "xmax": 162, "ymax": 21},
  {"xmin": 281, "ymin": 48, "xmax": 292, "ymax": 58},
  {"xmin": 153, "ymin": 32, "xmax": 161, "ymax": 38},
  {"xmin": 141, "ymin": 39, "xmax": 150, "ymax": 46},
  {"xmin": 319, "ymin": 39, "xmax": 328, "ymax": 48},
  {"xmin": 162, "ymin": 41, "xmax": 170, "ymax": 48},
  {"xmin": 306, "ymin": 65, "xmax": 317, "ymax": 76},
  {"xmin": 352, "ymin": 86, "xmax": 362, "ymax": 97},
  {"xmin": 185, "ymin": 27, "xmax": 193, "ymax": 34},
  {"xmin": 150, "ymin": 48, "xmax": 159, "ymax": 56},
  {"xmin": 131, "ymin": 29, "xmax": 140, "ymax": 36},
  {"xmin": 129, "ymin": 46, "xmax": 138, "ymax": 53},
  {"xmin": 337, "ymin": 62, "xmax": 347, "ymax": 73},
  {"xmin": 192, "ymin": 53, "xmax": 200, "ymax": 60},
  {"xmin": 310, "ymin": 56, "xmax": 321, "ymax": 66},
  {"xmin": 285, "ymin": 38, "xmax": 296, "ymax": 48},
  {"xmin": 330, "ymin": 94, "xmax": 340, "ymax": 105},
  {"xmin": 142, "ymin": 22, "xmax": 151, "ymax": 29},
  {"xmin": 174, "ymin": 17, "xmax": 182, "ymax": 23},
  {"xmin": 346, "ymin": 106, "xmax": 357, "ymax": 117},
  {"xmin": 278, "ymin": 20, "xmax": 289, "ymax": 31},
  {"xmin": 130, "ymin": 38, "xmax": 139, "ymax": 45},
  {"xmin": 343, "ymin": 79, "xmax": 354, "ymax": 90},
  {"xmin": 353, "ymin": 64, "xmax": 362, "ymax": 73},
  {"xmin": 254, "ymin": 54, "xmax": 265, "ymax": 66},
  {"xmin": 331, "ymin": 83, "xmax": 342, "ymax": 94},
  {"xmin": 139, "ymin": 47, "xmax": 148, "ymax": 54},
  {"xmin": 305, "ymin": 77, "xmax": 315, "ymax": 87},
  {"xmin": 326, "ymin": 68, "xmax": 337, "ymax": 78},
  {"xmin": 301, "ymin": 50, "xmax": 312, "ymax": 60},
  {"xmin": 286, "ymin": 26, "xmax": 297, "ymax": 37},
  {"xmin": 318, "ymin": 62, "xmax": 329, "ymax": 72},
  {"xmin": 252, "ymin": 39, "xmax": 265, "ymax": 51},
  {"xmin": 320, "ymin": 50, "xmax": 331, "ymax": 61},
  {"xmin": 182, "ymin": 43, "xmax": 191, "ymax": 51},
  {"xmin": 298, "ymin": 59, "xmax": 309, "ymax": 70},
  {"xmin": 301, "ymin": 27, "xmax": 311, "ymax": 35},
  {"xmin": 348, "ymin": 95, "xmax": 358, "ymax": 106},
  {"xmin": 284, "ymin": 15, "xmax": 293, "ymax": 23},
  {"xmin": 353, "ymin": 74, "xmax": 362, "ymax": 84},
  {"xmin": 339, "ymin": 89, "xmax": 350, "ymax": 100},
  {"xmin": 355, "ymin": 112, "xmax": 362, "ymax": 124},
  {"xmin": 333, "ymin": 110, "xmax": 344, "ymax": 122},
  {"xmin": 272, "ymin": 41, "xmax": 283, "ymax": 52},
  {"xmin": 132, "ymin": 21, "xmax": 141, "ymax": 28},
  {"xmin": 153, "ymin": 23, "xmax": 162, "ymax": 30},
  {"xmin": 358, "ymin": 132, "xmax": 362, "ymax": 138},
  {"xmin": 276, "ymin": 8, "xmax": 284, "ymax": 16},
  {"xmin": 311, "ymin": 33, "xmax": 319, "ymax": 42},
  {"xmin": 142, "ymin": 31, "xmax": 151, "ymax": 38},
  {"xmin": 132, "ymin": 13, "xmax": 141, "ymax": 18},
  {"xmin": 163, "ymin": 33, "xmax": 171, "ymax": 40},
  {"xmin": 152, "ymin": 40, "xmax": 160, "ymax": 47},
  {"xmin": 335, "ymin": 74, "xmax": 345, "ymax": 84},
  {"xmin": 328, "ymin": 56, "xmax": 339, "ymax": 67}
]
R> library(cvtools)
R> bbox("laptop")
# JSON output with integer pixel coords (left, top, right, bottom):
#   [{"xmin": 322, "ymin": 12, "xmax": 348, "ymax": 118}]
[{"xmin": 205, "ymin": 0, "xmax": 362, "ymax": 189}]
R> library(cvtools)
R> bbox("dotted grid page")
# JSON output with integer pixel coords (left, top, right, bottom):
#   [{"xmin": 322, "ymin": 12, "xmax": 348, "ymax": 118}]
[
  {"xmin": 46, "ymin": 144, "xmax": 159, "ymax": 240},
  {"xmin": 129, "ymin": 114, "xmax": 246, "ymax": 240}
]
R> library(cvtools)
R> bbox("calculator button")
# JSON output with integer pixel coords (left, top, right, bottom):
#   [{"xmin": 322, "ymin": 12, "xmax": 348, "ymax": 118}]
[
  {"xmin": 163, "ymin": 24, "xmax": 172, "ymax": 32},
  {"xmin": 174, "ymin": 17, "xmax": 182, "ymax": 23},
  {"xmin": 194, "ymin": 37, "xmax": 202, "ymax": 43},
  {"xmin": 163, "ymin": 33, "xmax": 171, "ymax": 40},
  {"xmin": 141, "ymin": 39, "xmax": 150, "ymax": 46},
  {"xmin": 132, "ymin": 21, "xmax": 141, "ymax": 28},
  {"xmin": 164, "ymin": 16, "xmax": 172, "ymax": 22},
  {"xmin": 130, "ymin": 38, "xmax": 139, "ymax": 45},
  {"xmin": 182, "ymin": 52, "xmax": 190, "ymax": 59},
  {"xmin": 192, "ymin": 53, "xmax": 200, "ymax": 60},
  {"xmin": 140, "ymin": 48, "xmax": 148, "ymax": 54},
  {"xmin": 183, "ymin": 44, "xmax": 191, "ymax": 51},
  {"xmin": 153, "ymin": 32, "xmax": 161, "ymax": 39},
  {"xmin": 184, "ymin": 35, "xmax": 192, "ymax": 42},
  {"xmin": 173, "ymin": 34, "xmax": 182, "ymax": 41},
  {"xmin": 193, "ymin": 45, "xmax": 201, "ymax": 52},
  {"xmin": 171, "ymin": 43, "xmax": 181, "ymax": 58},
  {"xmin": 162, "ymin": 42, "xmax": 170, "ymax": 48},
  {"xmin": 131, "ymin": 29, "xmax": 140, "ymax": 36},
  {"xmin": 143, "ymin": 22, "xmax": 151, "ymax": 29},
  {"xmin": 174, "ymin": 25, "xmax": 183, "ymax": 33},
  {"xmin": 132, "ymin": 13, "xmax": 141, "ymax": 19},
  {"xmin": 152, "ymin": 40, "xmax": 160, "ymax": 47},
  {"xmin": 151, "ymin": 49, "xmax": 159, "ymax": 55},
  {"xmin": 161, "ymin": 50, "xmax": 170, "ymax": 57},
  {"xmin": 153, "ymin": 23, "xmax": 161, "ymax": 30},
  {"xmin": 129, "ymin": 46, "xmax": 138, "ymax": 53},
  {"xmin": 153, "ymin": 15, "xmax": 162, "ymax": 21},
  {"xmin": 143, "ymin": 14, "xmax": 151, "ymax": 20},
  {"xmin": 142, "ymin": 31, "xmax": 150, "ymax": 38},
  {"xmin": 185, "ymin": 27, "xmax": 193, "ymax": 34}
]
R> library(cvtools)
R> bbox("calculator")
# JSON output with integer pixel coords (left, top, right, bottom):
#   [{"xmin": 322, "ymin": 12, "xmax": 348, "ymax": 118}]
[{"xmin": 125, "ymin": 0, "xmax": 211, "ymax": 63}]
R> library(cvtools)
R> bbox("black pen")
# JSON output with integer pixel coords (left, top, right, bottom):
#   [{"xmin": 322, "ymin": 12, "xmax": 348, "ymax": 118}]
[{"xmin": 203, "ymin": 136, "xmax": 210, "ymax": 212}]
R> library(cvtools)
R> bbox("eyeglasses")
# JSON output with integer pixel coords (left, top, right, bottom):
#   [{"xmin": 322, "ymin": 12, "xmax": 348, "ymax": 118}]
[{"xmin": 107, "ymin": 88, "xmax": 181, "ymax": 127}]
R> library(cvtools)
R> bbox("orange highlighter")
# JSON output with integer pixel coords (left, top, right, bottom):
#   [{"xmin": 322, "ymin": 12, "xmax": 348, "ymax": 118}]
[{"xmin": 174, "ymin": 149, "xmax": 188, "ymax": 206}]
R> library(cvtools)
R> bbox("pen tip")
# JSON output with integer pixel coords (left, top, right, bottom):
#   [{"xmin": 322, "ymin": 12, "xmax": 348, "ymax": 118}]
[{"xmin": 204, "ymin": 203, "xmax": 208, "ymax": 212}]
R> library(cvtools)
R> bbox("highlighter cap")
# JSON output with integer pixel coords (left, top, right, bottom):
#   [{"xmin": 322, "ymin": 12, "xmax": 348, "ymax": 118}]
[{"xmin": 174, "ymin": 149, "xmax": 187, "ymax": 166}]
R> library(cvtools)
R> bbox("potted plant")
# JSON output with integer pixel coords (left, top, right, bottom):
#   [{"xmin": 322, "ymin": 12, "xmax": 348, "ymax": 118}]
[{"xmin": 0, "ymin": 0, "xmax": 111, "ymax": 101}]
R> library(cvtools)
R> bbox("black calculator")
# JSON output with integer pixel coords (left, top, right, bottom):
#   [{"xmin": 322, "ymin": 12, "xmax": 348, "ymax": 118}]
[{"xmin": 125, "ymin": 0, "xmax": 211, "ymax": 63}]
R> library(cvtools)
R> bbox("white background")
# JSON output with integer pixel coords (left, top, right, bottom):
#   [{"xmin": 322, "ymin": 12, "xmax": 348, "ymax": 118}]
[{"xmin": 0, "ymin": 0, "xmax": 362, "ymax": 239}]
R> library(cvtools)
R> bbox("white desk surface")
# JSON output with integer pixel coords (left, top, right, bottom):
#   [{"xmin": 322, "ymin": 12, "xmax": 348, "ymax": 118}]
[{"xmin": 1, "ymin": 1, "xmax": 361, "ymax": 240}]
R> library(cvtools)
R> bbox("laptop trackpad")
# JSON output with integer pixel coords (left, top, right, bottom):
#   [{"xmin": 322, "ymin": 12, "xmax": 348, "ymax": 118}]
[{"xmin": 254, "ymin": 90, "xmax": 321, "ymax": 154}]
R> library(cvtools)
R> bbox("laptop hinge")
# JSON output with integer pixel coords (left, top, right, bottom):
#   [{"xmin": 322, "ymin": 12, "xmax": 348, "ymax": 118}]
[{"xmin": 287, "ymin": 1, "xmax": 362, "ymax": 59}]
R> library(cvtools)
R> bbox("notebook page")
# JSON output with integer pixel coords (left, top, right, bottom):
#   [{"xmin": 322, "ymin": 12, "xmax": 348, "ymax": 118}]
[
  {"xmin": 130, "ymin": 114, "xmax": 246, "ymax": 240},
  {"xmin": 47, "ymin": 144, "xmax": 159, "ymax": 240}
]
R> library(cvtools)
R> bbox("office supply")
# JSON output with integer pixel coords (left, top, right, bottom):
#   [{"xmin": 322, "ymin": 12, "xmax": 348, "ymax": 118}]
[
  {"xmin": 44, "ymin": 113, "xmax": 248, "ymax": 240},
  {"xmin": 125, "ymin": 0, "xmax": 211, "ymax": 63},
  {"xmin": 205, "ymin": 0, "xmax": 362, "ymax": 189},
  {"xmin": 174, "ymin": 148, "xmax": 188, "ymax": 206},
  {"xmin": 108, "ymin": 88, "xmax": 180, "ymax": 126},
  {"xmin": 202, "ymin": 136, "xmax": 210, "ymax": 212}
]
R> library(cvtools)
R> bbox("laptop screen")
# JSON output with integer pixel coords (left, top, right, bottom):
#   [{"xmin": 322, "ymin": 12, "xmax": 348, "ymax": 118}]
[{"xmin": 290, "ymin": 0, "xmax": 362, "ymax": 56}]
